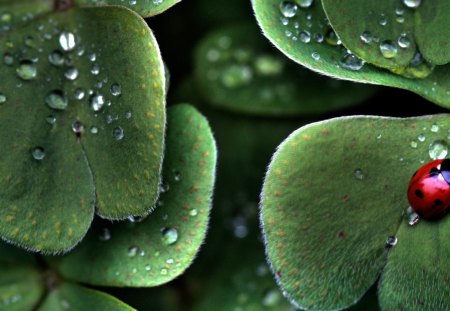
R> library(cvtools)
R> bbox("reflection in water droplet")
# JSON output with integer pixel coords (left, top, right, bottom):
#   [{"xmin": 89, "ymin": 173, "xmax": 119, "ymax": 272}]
[
  {"xmin": 428, "ymin": 140, "xmax": 448, "ymax": 160},
  {"xmin": 161, "ymin": 227, "xmax": 178, "ymax": 245},
  {"xmin": 16, "ymin": 60, "xmax": 37, "ymax": 80},
  {"xmin": 32, "ymin": 147, "xmax": 45, "ymax": 160},
  {"xmin": 279, "ymin": 1, "xmax": 298, "ymax": 18},
  {"xmin": 45, "ymin": 90, "xmax": 68, "ymax": 110},
  {"xmin": 59, "ymin": 32, "xmax": 76, "ymax": 51},
  {"xmin": 354, "ymin": 169, "xmax": 364, "ymax": 180},
  {"xmin": 113, "ymin": 127, "xmax": 124, "ymax": 140},
  {"xmin": 403, "ymin": 0, "xmax": 421, "ymax": 8},
  {"xmin": 379, "ymin": 41, "xmax": 398, "ymax": 59},
  {"xmin": 385, "ymin": 236, "xmax": 398, "ymax": 247}
]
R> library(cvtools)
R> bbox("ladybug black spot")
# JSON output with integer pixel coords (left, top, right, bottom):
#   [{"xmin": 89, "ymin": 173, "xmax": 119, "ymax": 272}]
[
  {"xmin": 434, "ymin": 199, "xmax": 443, "ymax": 206},
  {"xmin": 414, "ymin": 189, "xmax": 424, "ymax": 199}
]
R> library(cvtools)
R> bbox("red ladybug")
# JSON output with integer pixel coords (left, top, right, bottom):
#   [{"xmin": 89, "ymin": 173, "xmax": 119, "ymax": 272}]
[{"xmin": 407, "ymin": 159, "xmax": 450, "ymax": 219}]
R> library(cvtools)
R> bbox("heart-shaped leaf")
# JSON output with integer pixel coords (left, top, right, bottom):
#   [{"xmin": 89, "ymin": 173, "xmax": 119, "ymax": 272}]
[
  {"xmin": 0, "ymin": 265, "xmax": 44, "ymax": 311},
  {"xmin": 252, "ymin": 0, "xmax": 450, "ymax": 108},
  {"xmin": 261, "ymin": 115, "xmax": 450, "ymax": 310},
  {"xmin": 74, "ymin": 0, "xmax": 181, "ymax": 17},
  {"xmin": 38, "ymin": 283, "xmax": 134, "ymax": 311},
  {"xmin": 194, "ymin": 23, "xmax": 375, "ymax": 116},
  {"xmin": 0, "ymin": 6, "xmax": 165, "ymax": 253},
  {"xmin": 54, "ymin": 104, "xmax": 216, "ymax": 287}
]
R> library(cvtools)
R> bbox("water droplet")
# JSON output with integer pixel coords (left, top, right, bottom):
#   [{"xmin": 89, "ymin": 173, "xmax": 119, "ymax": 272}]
[
  {"xmin": 360, "ymin": 31, "xmax": 374, "ymax": 44},
  {"xmin": 45, "ymin": 90, "xmax": 68, "ymax": 110},
  {"xmin": 298, "ymin": 0, "xmax": 313, "ymax": 8},
  {"xmin": 74, "ymin": 88, "xmax": 85, "ymax": 100},
  {"xmin": 410, "ymin": 141, "xmax": 418, "ymax": 148},
  {"xmin": 385, "ymin": 236, "xmax": 398, "ymax": 247},
  {"xmin": 48, "ymin": 50, "xmax": 65, "ymax": 66},
  {"xmin": 99, "ymin": 228, "xmax": 111, "ymax": 241},
  {"xmin": 325, "ymin": 28, "xmax": 341, "ymax": 46},
  {"xmin": 397, "ymin": 35, "xmax": 411, "ymax": 48},
  {"xmin": 173, "ymin": 171, "xmax": 181, "ymax": 182},
  {"xmin": 166, "ymin": 258, "xmax": 174, "ymax": 264},
  {"xmin": 403, "ymin": 0, "xmax": 421, "ymax": 9},
  {"xmin": 64, "ymin": 67, "xmax": 78, "ymax": 81},
  {"xmin": 339, "ymin": 53, "xmax": 364, "ymax": 71},
  {"xmin": 125, "ymin": 111, "xmax": 132, "ymax": 119},
  {"xmin": 379, "ymin": 14, "xmax": 388, "ymax": 26},
  {"xmin": 160, "ymin": 268, "xmax": 168, "ymax": 275},
  {"xmin": 90, "ymin": 126, "xmax": 98, "ymax": 134},
  {"xmin": 428, "ymin": 140, "xmax": 448, "ymax": 160},
  {"xmin": 354, "ymin": 168, "xmax": 364, "ymax": 180},
  {"xmin": 408, "ymin": 212, "xmax": 420, "ymax": 226},
  {"xmin": 0, "ymin": 93, "xmax": 6, "ymax": 104},
  {"xmin": 3, "ymin": 52, "xmax": 14, "ymax": 65},
  {"xmin": 128, "ymin": 246, "xmax": 138, "ymax": 257},
  {"xmin": 189, "ymin": 209, "xmax": 198, "ymax": 217},
  {"xmin": 72, "ymin": 121, "xmax": 84, "ymax": 134},
  {"xmin": 110, "ymin": 83, "xmax": 122, "ymax": 96},
  {"xmin": 298, "ymin": 30, "xmax": 311, "ymax": 43},
  {"xmin": 46, "ymin": 115, "xmax": 56, "ymax": 124},
  {"xmin": 418, "ymin": 134, "xmax": 426, "ymax": 142},
  {"xmin": 59, "ymin": 32, "xmax": 76, "ymax": 51},
  {"xmin": 430, "ymin": 123, "xmax": 439, "ymax": 132},
  {"xmin": 89, "ymin": 93, "xmax": 105, "ymax": 111},
  {"xmin": 88, "ymin": 53, "xmax": 96, "ymax": 62},
  {"xmin": 311, "ymin": 52, "xmax": 320, "ymax": 60},
  {"xmin": 145, "ymin": 264, "xmax": 151, "ymax": 271},
  {"xmin": 112, "ymin": 127, "xmax": 124, "ymax": 140},
  {"xmin": 262, "ymin": 289, "xmax": 281, "ymax": 307},
  {"xmin": 279, "ymin": 1, "xmax": 298, "ymax": 18},
  {"xmin": 0, "ymin": 12, "xmax": 12, "ymax": 23},
  {"xmin": 91, "ymin": 64, "xmax": 100, "ymax": 75},
  {"xmin": 31, "ymin": 147, "xmax": 45, "ymax": 160},
  {"xmin": 161, "ymin": 227, "xmax": 178, "ymax": 245},
  {"xmin": 379, "ymin": 40, "xmax": 398, "ymax": 59},
  {"xmin": 153, "ymin": 0, "xmax": 163, "ymax": 4},
  {"xmin": 16, "ymin": 60, "xmax": 37, "ymax": 80}
]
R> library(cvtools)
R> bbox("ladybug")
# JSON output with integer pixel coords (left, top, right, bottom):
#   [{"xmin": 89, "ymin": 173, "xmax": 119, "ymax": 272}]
[{"xmin": 407, "ymin": 159, "xmax": 450, "ymax": 220}]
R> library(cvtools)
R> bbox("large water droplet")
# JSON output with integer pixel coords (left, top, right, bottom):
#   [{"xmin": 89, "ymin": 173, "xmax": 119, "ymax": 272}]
[
  {"xmin": 45, "ymin": 90, "xmax": 68, "ymax": 110},
  {"xmin": 65, "ymin": 67, "xmax": 79, "ymax": 80},
  {"xmin": 113, "ymin": 127, "xmax": 124, "ymax": 140},
  {"xmin": 16, "ymin": 60, "xmax": 37, "ymax": 80},
  {"xmin": 279, "ymin": 1, "xmax": 298, "ymax": 18},
  {"xmin": 89, "ymin": 93, "xmax": 105, "ymax": 112},
  {"xmin": 59, "ymin": 32, "xmax": 76, "ymax": 52},
  {"xmin": 379, "ymin": 41, "xmax": 398, "ymax": 58},
  {"xmin": 128, "ymin": 246, "xmax": 138, "ymax": 257},
  {"xmin": 297, "ymin": 0, "xmax": 313, "ymax": 8},
  {"xmin": 428, "ymin": 140, "xmax": 448, "ymax": 160},
  {"xmin": 31, "ymin": 147, "xmax": 45, "ymax": 160},
  {"xmin": 161, "ymin": 227, "xmax": 178, "ymax": 245},
  {"xmin": 397, "ymin": 35, "xmax": 411, "ymax": 49},
  {"xmin": 72, "ymin": 121, "xmax": 84, "ymax": 134},
  {"xmin": 299, "ymin": 30, "xmax": 311, "ymax": 43},
  {"xmin": 360, "ymin": 31, "xmax": 374, "ymax": 44},
  {"xmin": 403, "ymin": 0, "xmax": 421, "ymax": 8},
  {"xmin": 339, "ymin": 53, "xmax": 364, "ymax": 71}
]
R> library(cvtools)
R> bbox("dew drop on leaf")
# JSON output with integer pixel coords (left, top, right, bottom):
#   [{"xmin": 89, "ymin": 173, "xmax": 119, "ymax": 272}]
[
  {"xmin": 397, "ymin": 35, "xmax": 411, "ymax": 49},
  {"xmin": 99, "ymin": 228, "xmax": 111, "ymax": 241},
  {"xmin": 354, "ymin": 168, "xmax": 364, "ymax": 180},
  {"xmin": 297, "ymin": 0, "xmax": 313, "ymax": 8},
  {"xmin": 428, "ymin": 140, "xmax": 448, "ymax": 160},
  {"xmin": 325, "ymin": 29, "xmax": 341, "ymax": 46},
  {"xmin": 379, "ymin": 40, "xmax": 398, "ymax": 59},
  {"xmin": 31, "ymin": 147, "xmax": 45, "ymax": 160},
  {"xmin": 161, "ymin": 227, "xmax": 178, "ymax": 245},
  {"xmin": 0, "ymin": 93, "xmax": 6, "ymax": 104},
  {"xmin": 71, "ymin": 121, "xmax": 84, "ymax": 134},
  {"xmin": 299, "ymin": 31, "xmax": 311, "ymax": 43},
  {"xmin": 59, "ymin": 31, "xmax": 76, "ymax": 52},
  {"xmin": 279, "ymin": 1, "xmax": 298, "ymax": 18},
  {"xmin": 45, "ymin": 90, "xmax": 68, "ymax": 110},
  {"xmin": 16, "ymin": 60, "xmax": 37, "ymax": 80},
  {"xmin": 189, "ymin": 209, "xmax": 198, "ymax": 217},
  {"xmin": 127, "ymin": 246, "xmax": 138, "ymax": 257},
  {"xmin": 403, "ymin": 0, "xmax": 421, "ymax": 9},
  {"xmin": 418, "ymin": 133, "xmax": 426, "ymax": 142},
  {"xmin": 160, "ymin": 268, "xmax": 168, "ymax": 275},
  {"xmin": 360, "ymin": 31, "xmax": 374, "ymax": 44},
  {"xmin": 410, "ymin": 141, "xmax": 418, "ymax": 148},
  {"xmin": 339, "ymin": 53, "xmax": 364, "ymax": 71},
  {"xmin": 385, "ymin": 236, "xmax": 398, "ymax": 247},
  {"xmin": 110, "ymin": 83, "xmax": 122, "ymax": 96},
  {"xmin": 430, "ymin": 123, "xmax": 439, "ymax": 132},
  {"xmin": 64, "ymin": 67, "xmax": 79, "ymax": 81},
  {"xmin": 89, "ymin": 93, "xmax": 105, "ymax": 111},
  {"xmin": 48, "ymin": 50, "xmax": 65, "ymax": 66},
  {"xmin": 91, "ymin": 64, "xmax": 100, "ymax": 75},
  {"xmin": 311, "ymin": 52, "xmax": 320, "ymax": 60},
  {"xmin": 90, "ymin": 126, "xmax": 98, "ymax": 134},
  {"xmin": 112, "ymin": 127, "xmax": 124, "ymax": 140},
  {"xmin": 3, "ymin": 52, "xmax": 14, "ymax": 65},
  {"xmin": 74, "ymin": 88, "xmax": 85, "ymax": 100}
]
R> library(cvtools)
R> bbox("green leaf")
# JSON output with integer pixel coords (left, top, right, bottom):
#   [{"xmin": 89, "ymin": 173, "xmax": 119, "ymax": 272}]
[
  {"xmin": 74, "ymin": 0, "xmax": 181, "ymax": 17},
  {"xmin": 252, "ymin": 0, "xmax": 450, "ymax": 108},
  {"xmin": 194, "ymin": 23, "xmax": 375, "ymax": 116},
  {"xmin": 261, "ymin": 114, "xmax": 450, "ymax": 310},
  {"xmin": 378, "ymin": 217, "xmax": 450, "ymax": 310},
  {"xmin": 38, "ymin": 283, "xmax": 134, "ymax": 311},
  {"xmin": 0, "ymin": 265, "xmax": 44, "ymax": 311},
  {"xmin": 321, "ymin": 0, "xmax": 417, "ymax": 74},
  {"xmin": 55, "ymin": 104, "xmax": 217, "ymax": 287},
  {"xmin": 0, "ymin": 1, "xmax": 53, "ymax": 30},
  {"xmin": 0, "ymin": 242, "xmax": 35, "ymax": 265},
  {"xmin": 0, "ymin": 6, "xmax": 165, "ymax": 253}
]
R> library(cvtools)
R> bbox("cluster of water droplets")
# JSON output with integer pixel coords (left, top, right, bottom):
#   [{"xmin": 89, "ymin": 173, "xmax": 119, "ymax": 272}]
[{"xmin": 408, "ymin": 123, "xmax": 449, "ymax": 161}]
